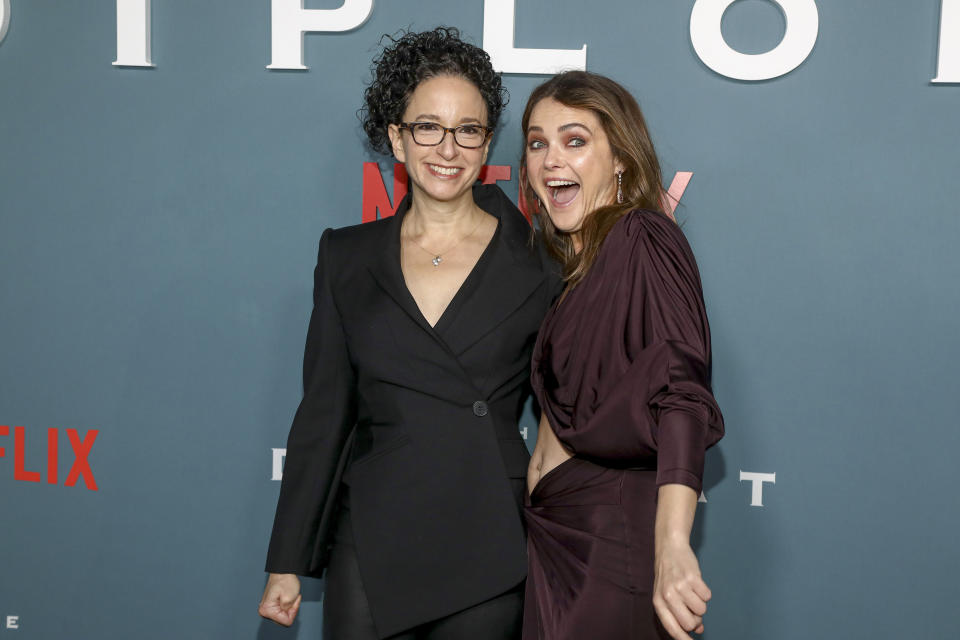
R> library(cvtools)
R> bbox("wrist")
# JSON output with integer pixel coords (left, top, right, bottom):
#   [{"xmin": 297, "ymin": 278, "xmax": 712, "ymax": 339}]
[{"xmin": 655, "ymin": 528, "xmax": 691, "ymax": 552}]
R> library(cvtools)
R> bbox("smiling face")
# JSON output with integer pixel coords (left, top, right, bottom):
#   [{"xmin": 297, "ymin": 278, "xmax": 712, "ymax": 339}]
[
  {"xmin": 525, "ymin": 98, "xmax": 623, "ymax": 240},
  {"xmin": 387, "ymin": 75, "xmax": 490, "ymax": 206}
]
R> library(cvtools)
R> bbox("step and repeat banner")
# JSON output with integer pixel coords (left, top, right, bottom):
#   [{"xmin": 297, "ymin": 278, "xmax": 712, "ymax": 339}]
[{"xmin": 2, "ymin": 1, "xmax": 958, "ymax": 638}]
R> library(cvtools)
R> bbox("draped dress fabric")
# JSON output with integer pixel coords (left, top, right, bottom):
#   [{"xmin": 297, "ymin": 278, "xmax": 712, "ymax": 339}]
[{"xmin": 524, "ymin": 210, "xmax": 725, "ymax": 640}]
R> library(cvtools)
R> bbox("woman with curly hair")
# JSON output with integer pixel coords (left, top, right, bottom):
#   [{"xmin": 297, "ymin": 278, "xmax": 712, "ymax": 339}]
[
  {"xmin": 521, "ymin": 71, "xmax": 724, "ymax": 639},
  {"xmin": 258, "ymin": 27, "xmax": 559, "ymax": 639}
]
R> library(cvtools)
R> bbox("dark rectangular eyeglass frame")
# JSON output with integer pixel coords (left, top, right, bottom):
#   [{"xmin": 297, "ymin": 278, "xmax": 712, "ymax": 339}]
[{"xmin": 398, "ymin": 122, "xmax": 494, "ymax": 149}]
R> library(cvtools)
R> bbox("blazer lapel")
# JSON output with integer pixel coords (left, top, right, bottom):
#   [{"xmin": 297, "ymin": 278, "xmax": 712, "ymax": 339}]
[
  {"xmin": 366, "ymin": 195, "xmax": 439, "ymax": 339},
  {"xmin": 366, "ymin": 184, "xmax": 549, "ymax": 360},
  {"xmin": 365, "ymin": 195, "xmax": 485, "ymax": 400},
  {"xmin": 440, "ymin": 186, "xmax": 547, "ymax": 356}
]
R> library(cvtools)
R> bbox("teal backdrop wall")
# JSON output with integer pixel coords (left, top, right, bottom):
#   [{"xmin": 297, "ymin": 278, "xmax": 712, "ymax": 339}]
[{"xmin": 2, "ymin": 1, "xmax": 958, "ymax": 638}]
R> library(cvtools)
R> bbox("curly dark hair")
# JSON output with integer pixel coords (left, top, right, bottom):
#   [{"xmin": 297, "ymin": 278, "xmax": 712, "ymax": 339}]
[{"xmin": 360, "ymin": 26, "xmax": 508, "ymax": 155}]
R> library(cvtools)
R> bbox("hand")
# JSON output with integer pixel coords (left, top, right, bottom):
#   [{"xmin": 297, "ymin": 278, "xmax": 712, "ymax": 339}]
[
  {"xmin": 652, "ymin": 539, "xmax": 711, "ymax": 639},
  {"xmin": 258, "ymin": 573, "xmax": 302, "ymax": 626}
]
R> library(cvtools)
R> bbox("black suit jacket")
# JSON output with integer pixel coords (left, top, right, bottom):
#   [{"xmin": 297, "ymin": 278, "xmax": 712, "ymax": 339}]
[{"xmin": 266, "ymin": 184, "xmax": 560, "ymax": 636}]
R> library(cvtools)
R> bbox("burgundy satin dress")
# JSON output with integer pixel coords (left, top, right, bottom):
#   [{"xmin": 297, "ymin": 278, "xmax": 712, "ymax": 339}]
[{"xmin": 524, "ymin": 210, "xmax": 725, "ymax": 640}]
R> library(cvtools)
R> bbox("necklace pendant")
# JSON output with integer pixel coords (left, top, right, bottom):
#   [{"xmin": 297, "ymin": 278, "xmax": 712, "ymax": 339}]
[{"xmin": 432, "ymin": 256, "xmax": 442, "ymax": 267}]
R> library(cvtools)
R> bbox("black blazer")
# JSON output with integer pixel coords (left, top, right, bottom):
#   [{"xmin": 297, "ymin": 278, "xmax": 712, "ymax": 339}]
[{"xmin": 266, "ymin": 184, "xmax": 560, "ymax": 636}]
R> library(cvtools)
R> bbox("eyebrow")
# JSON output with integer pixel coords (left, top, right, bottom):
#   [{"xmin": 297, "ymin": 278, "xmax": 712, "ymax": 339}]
[
  {"xmin": 560, "ymin": 122, "xmax": 592, "ymax": 133},
  {"xmin": 526, "ymin": 122, "xmax": 593, "ymax": 134},
  {"xmin": 413, "ymin": 114, "xmax": 485, "ymax": 125}
]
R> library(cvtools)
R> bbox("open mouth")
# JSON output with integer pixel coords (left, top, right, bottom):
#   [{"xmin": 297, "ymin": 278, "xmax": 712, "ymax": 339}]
[
  {"xmin": 428, "ymin": 164, "xmax": 462, "ymax": 178},
  {"xmin": 546, "ymin": 179, "xmax": 580, "ymax": 206}
]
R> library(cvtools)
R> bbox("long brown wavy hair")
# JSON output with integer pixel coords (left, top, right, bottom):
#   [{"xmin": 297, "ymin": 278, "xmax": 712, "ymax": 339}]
[{"xmin": 521, "ymin": 71, "xmax": 666, "ymax": 288}]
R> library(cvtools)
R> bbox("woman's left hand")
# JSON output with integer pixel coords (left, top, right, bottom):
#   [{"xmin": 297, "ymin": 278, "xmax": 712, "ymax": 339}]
[{"xmin": 652, "ymin": 537, "xmax": 711, "ymax": 639}]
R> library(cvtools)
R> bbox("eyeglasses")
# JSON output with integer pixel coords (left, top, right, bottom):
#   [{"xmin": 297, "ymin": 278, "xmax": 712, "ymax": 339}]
[{"xmin": 398, "ymin": 122, "xmax": 493, "ymax": 149}]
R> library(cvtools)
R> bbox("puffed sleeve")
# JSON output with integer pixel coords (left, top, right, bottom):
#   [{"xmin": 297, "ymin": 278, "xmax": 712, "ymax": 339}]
[
  {"xmin": 551, "ymin": 211, "xmax": 724, "ymax": 493},
  {"xmin": 627, "ymin": 212, "xmax": 723, "ymax": 492},
  {"xmin": 265, "ymin": 228, "xmax": 357, "ymax": 576}
]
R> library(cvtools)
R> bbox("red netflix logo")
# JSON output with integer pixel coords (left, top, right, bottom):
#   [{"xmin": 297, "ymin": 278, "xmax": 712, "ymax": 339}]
[
  {"xmin": 0, "ymin": 425, "xmax": 99, "ymax": 491},
  {"xmin": 362, "ymin": 163, "xmax": 515, "ymax": 223},
  {"xmin": 360, "ymin": 162, "xmax": 692, "ymax": 223}
]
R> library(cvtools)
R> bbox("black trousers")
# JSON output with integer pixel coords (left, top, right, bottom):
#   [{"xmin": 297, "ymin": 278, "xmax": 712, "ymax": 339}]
[{"xmin": 323, "ymin": 488, "xmax": 524, "ymax": 640}]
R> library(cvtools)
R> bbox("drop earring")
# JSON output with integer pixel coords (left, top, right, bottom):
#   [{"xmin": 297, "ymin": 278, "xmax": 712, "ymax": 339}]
[{"xmin": 616, "ymin": 170, "xmax": 624, "ymax": 204}]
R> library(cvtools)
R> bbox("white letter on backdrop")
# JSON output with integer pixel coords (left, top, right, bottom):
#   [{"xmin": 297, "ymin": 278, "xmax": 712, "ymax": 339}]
[
  {"xmin": 934, "ymin": 0, "xmax": 960, "ymax": 82},
  {"xmin": 739, "ymin": 470, "xmax": 776, "ymax": 507},
  {"xmin": 0, "ymin": 0, "xmax": 10, "ymax": 45},
  {"xmin": 690, "ymin": 0, "xmax": 818, "ymax": 81},
  {"xmin": 483, "ymin": 0, "xmax": 586, "ymax": 74},
  {"xmin": 268, "ymin": 0, "xmax": 374, "ymax": 70},
  {"xmin": 271, "ymin": 448, "xmax": 286, "ymax": 481},
  {"xmin": 113, "ymin": 0, "xmax": 153, "ymax": 67}
]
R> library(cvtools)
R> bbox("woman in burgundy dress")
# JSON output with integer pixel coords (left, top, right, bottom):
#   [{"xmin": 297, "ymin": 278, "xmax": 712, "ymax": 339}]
[{"xmin": 520, "ymin": 71, "xmax": 725, "ymax": 640}]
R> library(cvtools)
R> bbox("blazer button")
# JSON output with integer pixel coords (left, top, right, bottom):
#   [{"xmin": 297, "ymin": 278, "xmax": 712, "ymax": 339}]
[{"xmin": 472, "ymin": 400, "xmax": 489, "ymax": 417}]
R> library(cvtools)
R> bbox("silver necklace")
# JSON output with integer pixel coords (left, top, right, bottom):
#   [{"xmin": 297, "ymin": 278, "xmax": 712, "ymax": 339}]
[{"xmin": 406, "ymin": 214, "xmax": 486, "ymax": 267}]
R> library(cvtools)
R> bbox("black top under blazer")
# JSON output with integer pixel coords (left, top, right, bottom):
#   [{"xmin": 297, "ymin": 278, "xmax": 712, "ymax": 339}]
[{"xmin": 266, "ymin": 184, "xmax": 561, "ymax": 636}]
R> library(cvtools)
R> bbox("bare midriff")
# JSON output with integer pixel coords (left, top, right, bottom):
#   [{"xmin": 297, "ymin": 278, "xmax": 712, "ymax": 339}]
[{"xmin": 527, "ymin": 413, "xmax": 574, "ymax": 496}]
